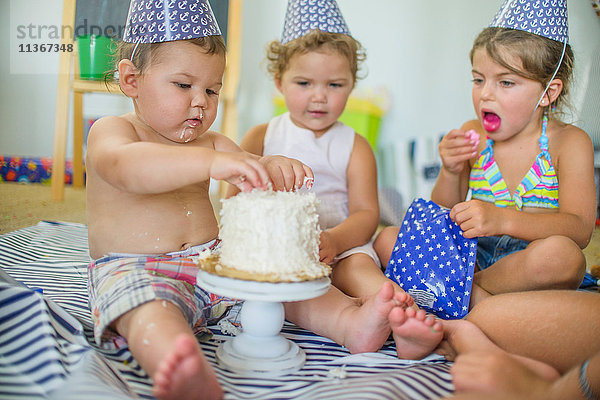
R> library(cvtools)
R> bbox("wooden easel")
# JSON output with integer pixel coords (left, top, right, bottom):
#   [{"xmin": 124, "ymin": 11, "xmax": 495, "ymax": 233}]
[
  {"xmin": 219, "ymin": 0, "xmax": 243, "ymax": 198},
  {"xmin": 51, "ymin": 0, "xmax": 121, "ymax": 201}
]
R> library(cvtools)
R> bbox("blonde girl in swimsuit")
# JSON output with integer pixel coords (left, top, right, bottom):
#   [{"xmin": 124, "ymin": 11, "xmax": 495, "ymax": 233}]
[{"xmin": 376, "ymin": 27, "xmax": 596, "ymax": 308}]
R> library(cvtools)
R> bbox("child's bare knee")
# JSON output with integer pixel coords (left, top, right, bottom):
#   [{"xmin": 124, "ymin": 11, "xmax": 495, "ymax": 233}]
[
  {"xmin": 374, "ymin": 226, "xmax": 399, "ymax": 265},
  {"xmin": 374, "ymin": 226, "xmax": 398, "ymax": 250},
  {"xmin": 528, "ymin": 236, "xmax": 585, "ymax": 288}
]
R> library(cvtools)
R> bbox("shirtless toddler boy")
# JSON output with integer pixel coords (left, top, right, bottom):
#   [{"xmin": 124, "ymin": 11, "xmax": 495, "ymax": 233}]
[{"xmin": 86, "ymin": 2, "xmax": 415, "ymax": 399}]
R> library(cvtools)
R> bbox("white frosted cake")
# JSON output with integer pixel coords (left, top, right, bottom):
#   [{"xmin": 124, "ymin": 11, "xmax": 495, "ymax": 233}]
[{"xmin": 198, "ymin": 189, "xmax": 331, "ymax": 282}]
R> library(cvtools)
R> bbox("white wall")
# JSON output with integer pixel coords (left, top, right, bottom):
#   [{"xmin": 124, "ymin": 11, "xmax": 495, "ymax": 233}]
[
  {"xmin": 237, "ymin": 0, "xmax": 482, "ymax": 148},
  {"xmin": 1, "ymin": 0, "xmax": 134, "ymax": 160},
  {"xmin": 1, "ymin": 0, "xmax": 598, "ymax": 170},
  {"xmin": 235, "ymin": 0, "xmax": 600, "ymax": 146}
]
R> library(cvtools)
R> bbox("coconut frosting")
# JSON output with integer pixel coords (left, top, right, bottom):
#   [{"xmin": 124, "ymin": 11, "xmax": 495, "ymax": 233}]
[{"xmin": 218, "ymin": 189, "xmax": 330, "ymax": 281}]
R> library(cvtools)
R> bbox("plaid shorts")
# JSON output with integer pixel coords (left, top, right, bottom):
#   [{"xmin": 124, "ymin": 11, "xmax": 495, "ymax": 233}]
[{"xmin": 88, "ymin": 240, "xmax": 238, "ymax": 347}]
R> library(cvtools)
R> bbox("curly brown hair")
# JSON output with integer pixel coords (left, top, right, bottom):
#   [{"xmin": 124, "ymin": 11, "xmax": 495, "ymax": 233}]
[
  {"xmin": 265, "ymin": 29, "xmax": 365, "ymax": 85},
  {"xmin": 470, "ymin": 27, "xmax": 574, "ymax": 117}
]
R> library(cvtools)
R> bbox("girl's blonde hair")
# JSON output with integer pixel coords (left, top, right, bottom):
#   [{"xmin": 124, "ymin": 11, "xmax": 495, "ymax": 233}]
[
  {"xmin": 470, "ymin": 27, "xmax": 574, "ymax": 117},
  {"xmin": 265, "ymin": 29, "xmax": 365, "ymax": 85},
  {"xmin": 112, "ymin": 35, "xmax": 226, "ymax": 75}
]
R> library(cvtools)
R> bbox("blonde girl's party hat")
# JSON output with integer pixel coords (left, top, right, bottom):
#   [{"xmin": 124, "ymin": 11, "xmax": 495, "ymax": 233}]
[
  {"xmin": 123, "ymin": 0, "xmax": 221, "ymax": 44},
  {"xmin": 490, "ymin": 0, "xmax": 569, "ymax": 44},
  {"xmin": 281, "ymin": 0, "xmax": 351, "ymax": 44}
]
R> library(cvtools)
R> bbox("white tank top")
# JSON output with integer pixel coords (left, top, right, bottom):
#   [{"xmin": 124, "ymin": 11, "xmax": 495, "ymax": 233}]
[{"xmin": 263, "ymin": 113, "xmax": 355, "ymax": 229}]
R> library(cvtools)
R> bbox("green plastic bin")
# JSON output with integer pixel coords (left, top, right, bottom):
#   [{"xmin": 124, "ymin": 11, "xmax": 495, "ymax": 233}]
[
  {"xmin": 77, "ymin": 35, "xmax": 114, "ymax": 80},
  {"xmin": 273, "ymin": 96, "xmax": 383, "ymax": 149}
]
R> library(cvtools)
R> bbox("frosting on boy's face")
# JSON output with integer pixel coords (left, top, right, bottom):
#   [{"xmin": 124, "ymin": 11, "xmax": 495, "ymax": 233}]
[
  {"xmin": 277, "ymin": 49, "xmax": 353, "ymax": 137},
  {"xmin": 471, "ymin": 48, "xmax": 545, "ymax": 141},
  {"xmin": 133, "ymin": 40, "xmax": 225, "ymax": 143}
]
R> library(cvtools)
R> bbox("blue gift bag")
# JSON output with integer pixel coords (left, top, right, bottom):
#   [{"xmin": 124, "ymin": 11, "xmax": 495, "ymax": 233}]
[{"xmin": 384, "ymin": 198, "xmax": 477, "ymax": 319}]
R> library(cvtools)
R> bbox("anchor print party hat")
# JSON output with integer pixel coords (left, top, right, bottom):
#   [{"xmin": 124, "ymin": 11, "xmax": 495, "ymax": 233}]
[
  {"xmin": 490, "ymin": 0, "xmax": 569, "ymax": 43},
  {"xmin": 123, "ymin": 0, "xmax": 221, "ymax": 44},
  {"xmin": 281, "ymin": 0, "xmax": 351, "ymax": 44}
]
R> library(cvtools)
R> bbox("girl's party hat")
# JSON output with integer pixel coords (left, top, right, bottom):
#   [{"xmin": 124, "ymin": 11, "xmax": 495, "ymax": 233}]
[
  {"xmin": 123, "ymin": 0, "xmax": 221, "ymax": 44},
  {"xmin": 490, "ymin": 0, "xmax": 569, "ymax": 44},
  {"xmin": 281, "ymin": 0, "xmax": 350, "ymax": 44}
]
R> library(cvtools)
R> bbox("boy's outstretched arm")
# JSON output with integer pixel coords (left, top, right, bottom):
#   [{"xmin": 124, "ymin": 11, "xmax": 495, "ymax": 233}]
[{"xmin": 87, "ymin": 116, "xmax": 269, "ymax": 194}]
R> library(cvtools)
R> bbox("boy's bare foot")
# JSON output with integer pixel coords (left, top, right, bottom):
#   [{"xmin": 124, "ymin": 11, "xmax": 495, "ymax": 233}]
[
  {"xmin": 341, "ymin": 281, "xmax": 406, "ymax": 353},
  {"xmin": 389, "ymin": 307, "xmax": 443, "ymax": 360},
  {"xmin": 152, "ymin": 334, "xmax": 223, "ymax": 400},
  {"xmin": 393, "ymin": 290, "xmax": 415, "ymax": 309}
]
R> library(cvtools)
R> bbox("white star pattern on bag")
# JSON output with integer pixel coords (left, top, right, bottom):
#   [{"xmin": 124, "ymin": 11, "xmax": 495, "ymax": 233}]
[{"xmin": 384, "ymin": 198, "xmax": 478, "ymax": 319}]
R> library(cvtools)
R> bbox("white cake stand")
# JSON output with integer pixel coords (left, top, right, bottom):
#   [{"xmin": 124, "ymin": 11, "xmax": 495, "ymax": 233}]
[{"xmin": 196, "ymin": 269, "xmax": 330, "ymax": 377}]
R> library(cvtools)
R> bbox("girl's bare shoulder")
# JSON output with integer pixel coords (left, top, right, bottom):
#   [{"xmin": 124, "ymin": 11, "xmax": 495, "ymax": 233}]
[
  {"xmin": 551, "ymin": 121, "xmax": 593, "ymax": 151},
  {"xmin": 240, "ymin": 123, "xmax": 269, "ymax": 155},
  {"xmin": 244, "ymin": 123, "xmax": 269, "ymax": 142},
  {"xmin": 549, "ymin": 121, "xmax": 594, "ymax": 167}
]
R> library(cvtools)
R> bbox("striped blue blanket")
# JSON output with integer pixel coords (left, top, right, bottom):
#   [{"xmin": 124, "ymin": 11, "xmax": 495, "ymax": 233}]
[{"xmin": 0, "ymin": 221, "xmax": 453, "ymax": 399}]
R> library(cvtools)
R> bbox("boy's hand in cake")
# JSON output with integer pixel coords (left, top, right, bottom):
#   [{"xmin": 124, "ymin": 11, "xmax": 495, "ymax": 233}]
[
  {"xmin": 439, "ymin": 129, "xmax": 480, "ymax": 175},
  {"xmin": 319, "ymin": 231, "xmax": 339, "ymax": 265},
  {"xmin": 259, "ymin": 155, "xmax": 314, "ymax": 191},
  {"xmin": 210, "ymin": 151, "xmax": 270, "ymax": 192}
]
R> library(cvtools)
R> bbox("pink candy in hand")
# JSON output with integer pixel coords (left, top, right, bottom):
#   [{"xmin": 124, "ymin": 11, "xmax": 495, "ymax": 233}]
[
  {"xmin": 466, "ymin": 129, "xmax": 480, "ymax": 146},
  {"xmin": 466, "ymin": 129, "xmax": 479, "ymax": 141}
]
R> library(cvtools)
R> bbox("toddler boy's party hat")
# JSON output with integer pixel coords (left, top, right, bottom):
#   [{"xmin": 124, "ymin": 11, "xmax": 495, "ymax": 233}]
[
  {"xmin": 281, "ymin": 0, "xmax": 350, "ymax": 44},
  {"xmin": 123, "ymin": 0, "xmax": 221, "ymax": 44},
  {"xmin": 490, "ymin": 0, "xmax": 569, "ymax": 44}
]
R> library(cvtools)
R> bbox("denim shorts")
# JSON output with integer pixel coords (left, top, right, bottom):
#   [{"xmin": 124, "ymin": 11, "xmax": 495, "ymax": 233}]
[{"xmin": 476, "ymin": 235, "xmax": 530, "ymax": 270}]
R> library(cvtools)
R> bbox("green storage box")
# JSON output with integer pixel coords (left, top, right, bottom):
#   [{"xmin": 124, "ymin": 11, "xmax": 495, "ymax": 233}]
[
  {"xmin": 273, "ymin": 96, "xmax": 383, "ymax": 149},
  {"xmin": 77, "ymin": 35, "xmax": 115, "ymax": 80}
]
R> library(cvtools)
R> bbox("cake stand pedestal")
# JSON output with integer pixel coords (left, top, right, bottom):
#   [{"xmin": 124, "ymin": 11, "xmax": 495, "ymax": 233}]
[{"xmin": 196, "ymin": 270, "xmax": 330, "ymax": 377}]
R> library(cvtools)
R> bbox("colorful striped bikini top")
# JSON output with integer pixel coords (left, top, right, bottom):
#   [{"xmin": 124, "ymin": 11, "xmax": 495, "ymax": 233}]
[{"xmin": 469, "ymin": 115, "xmax": 559, "ymax": 210}]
